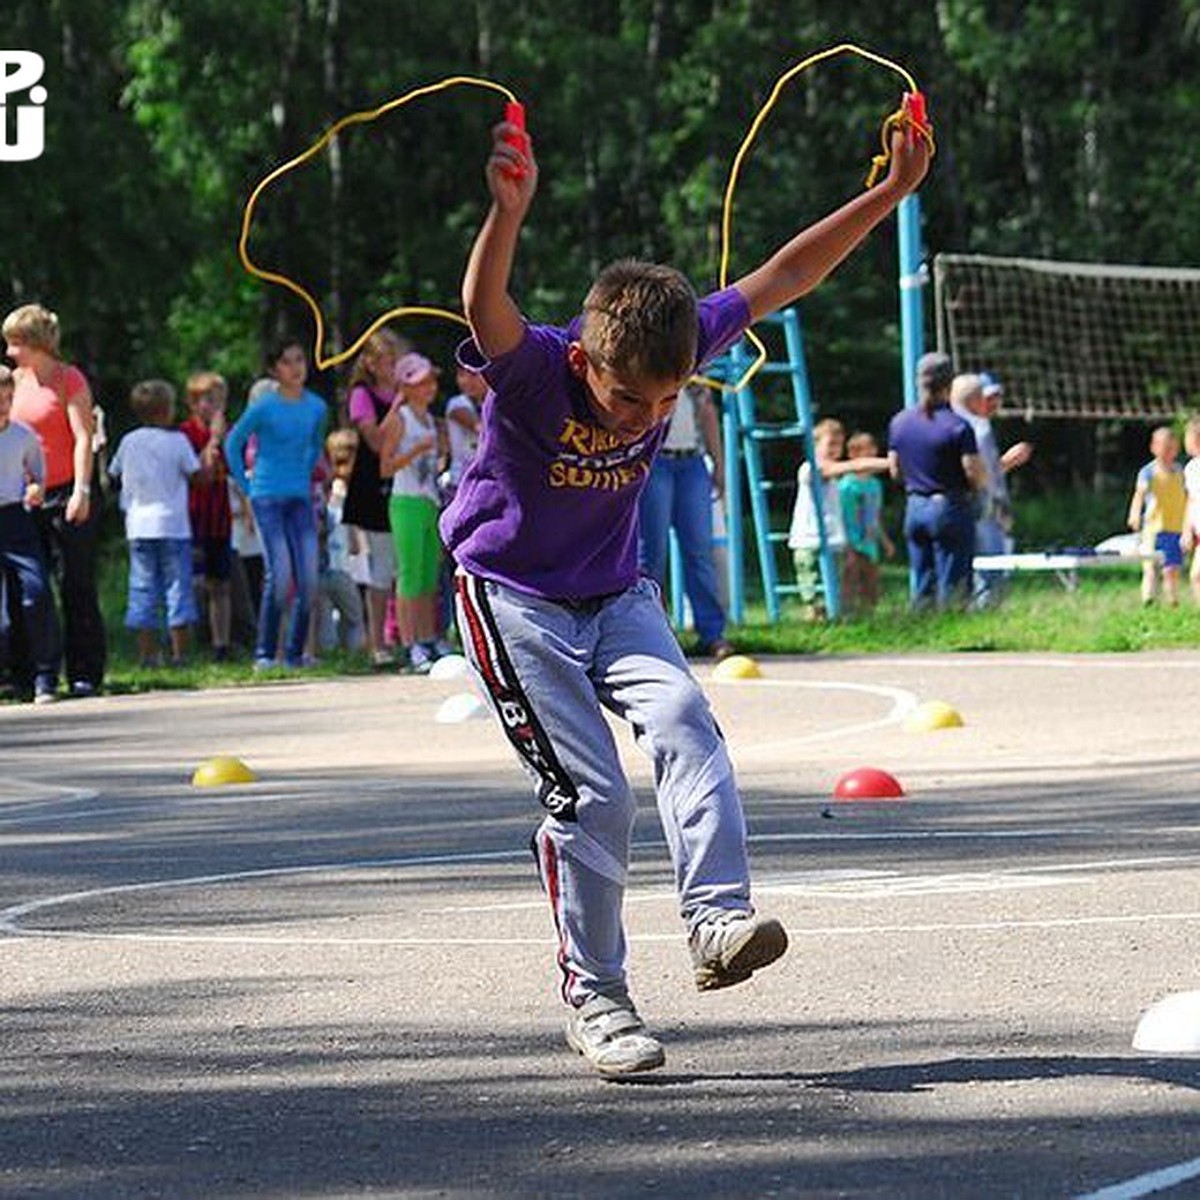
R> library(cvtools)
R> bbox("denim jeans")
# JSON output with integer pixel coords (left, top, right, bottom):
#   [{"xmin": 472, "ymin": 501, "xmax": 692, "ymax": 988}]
[
  {"xmin": 125, "ymin": 538, "xmax": 198, "ymax": 630},
  {"xmin": 637, "ymin": 454, "xmax": 726, "ymax": 645},
  {"xmin": 0, "ymin": 503, "xmax": 61, "ymax": 691},
  {"xmin": 251, "ymin": 496, "xmax": 318, "ymax": 666},
  {"xmin": 903, "ymin": 492, "xmax": 975, "ymax": 609},
  {"xmin": 972, "ymin": 515, "xmax": 1011, "ymax": 609}
]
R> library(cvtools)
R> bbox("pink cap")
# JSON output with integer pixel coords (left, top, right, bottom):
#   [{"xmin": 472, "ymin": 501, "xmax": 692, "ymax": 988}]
[{"xmin": 395, "ymin": 352, "xmax": 437, "ymax": 387}]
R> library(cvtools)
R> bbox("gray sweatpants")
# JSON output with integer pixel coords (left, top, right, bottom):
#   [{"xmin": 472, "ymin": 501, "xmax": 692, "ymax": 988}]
[{"xmin": 454, "ymin": 570, "xmax": 751, "ymax": 1006}]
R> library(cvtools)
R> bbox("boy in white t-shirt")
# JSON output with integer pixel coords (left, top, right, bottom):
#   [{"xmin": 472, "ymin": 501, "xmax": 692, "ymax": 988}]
[{"xmin": 108, "ymin": 379, "xmax": 201, "ymax": 667}]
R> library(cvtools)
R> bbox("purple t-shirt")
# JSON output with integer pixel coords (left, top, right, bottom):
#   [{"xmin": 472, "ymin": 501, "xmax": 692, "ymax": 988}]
[
  {"xmin": 440, "ymin": 286, "xmax": 750, "ymax": 600},
  {"xmin": 888, "ymin": 405, "xmax": 977, "ymax": 496}
]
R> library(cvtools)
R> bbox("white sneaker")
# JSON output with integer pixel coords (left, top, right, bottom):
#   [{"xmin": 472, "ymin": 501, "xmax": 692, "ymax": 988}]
[
  {"xmin": 564, "ymin": 993, "xmax": 665, "ymax": 1076},
  {"xmin": 689, "ymin": 911, "xmax": 788, "ymax": 992}
]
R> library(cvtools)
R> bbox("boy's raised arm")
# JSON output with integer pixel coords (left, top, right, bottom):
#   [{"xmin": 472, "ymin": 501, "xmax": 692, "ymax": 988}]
[
  {"xmin": 462, "ymin": 116, "xmax": 539, "ymax": 361},
  {"xmin": 733, "ymin": 128, "xmax": 930, "ymax": 323}
]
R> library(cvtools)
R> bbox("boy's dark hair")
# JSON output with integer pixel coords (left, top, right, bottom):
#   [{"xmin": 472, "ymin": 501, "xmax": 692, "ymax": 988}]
[
  {"xmin": 266, "ymin": 334, "xmax": 306, "ymax": 370},
  {"xmin": 580, "ymin": 260, "xmax": 698, "ymax": 381},
  {"xmin": 129, "ymin": 378, "xmax": 176, "ymax": 425}
]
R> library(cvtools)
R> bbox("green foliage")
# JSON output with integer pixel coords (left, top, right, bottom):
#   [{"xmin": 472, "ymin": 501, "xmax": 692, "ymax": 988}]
[{"xmin": 2, "ymin": 0, "xmax": 1199, "ymax": 451}]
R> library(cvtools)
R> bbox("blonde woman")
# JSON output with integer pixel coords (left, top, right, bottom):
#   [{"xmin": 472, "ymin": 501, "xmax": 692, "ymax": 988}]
[{"xmin": 3, "ymin": 303, "xmax": 105, "ymax": 695}]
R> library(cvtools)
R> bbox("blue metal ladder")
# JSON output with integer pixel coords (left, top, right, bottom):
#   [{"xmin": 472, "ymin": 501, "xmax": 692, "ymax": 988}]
[{"xmin": 708, "ymin": 307, "xmax": 841, "ymax": 624}]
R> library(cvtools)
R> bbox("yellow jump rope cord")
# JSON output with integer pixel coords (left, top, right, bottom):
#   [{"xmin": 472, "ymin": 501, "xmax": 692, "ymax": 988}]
[
  {"xmin": 695, "ymin": 41, "xmax": 934, "ymax": 393},
  {"xmin": 237, "ymin": 75, "xmax": 516, "ymax": 371},
  {"xmin": 238, "ymin": 49, "xmax": 933, "ymax": 381}
]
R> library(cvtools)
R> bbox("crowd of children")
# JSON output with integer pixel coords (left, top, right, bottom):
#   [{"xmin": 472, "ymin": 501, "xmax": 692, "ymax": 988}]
[
  {"xmin": 178, "ymin": 337, "xmax": 482, "ymax": 675},
  {"xmin": 5, "ymin": 297, "xmax": 1200, "ymax": 705},
  {"xmin": 0, "ymin": 321, "xmax": 487, "ymax": 698}
]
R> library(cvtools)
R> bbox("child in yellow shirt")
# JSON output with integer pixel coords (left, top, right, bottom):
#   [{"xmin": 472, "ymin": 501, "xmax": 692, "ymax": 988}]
[{"xmin": 1127, "ymin": 426, "xmax": 1187, "ymax": 606}]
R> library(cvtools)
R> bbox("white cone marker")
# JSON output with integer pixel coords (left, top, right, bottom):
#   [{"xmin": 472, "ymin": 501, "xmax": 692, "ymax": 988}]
[
  {"xmin": 1132, "ymin": 990, "xmax": 1200, "ymax": 1055},
  {"xmin": 435, "ymin": 692, "xmax": 488, "ymax": 724}
]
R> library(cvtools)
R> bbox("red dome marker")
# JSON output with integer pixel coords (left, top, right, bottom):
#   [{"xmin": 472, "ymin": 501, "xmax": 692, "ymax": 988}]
[{"xmin": 832, "ymin": 767, "xmax": 905, "ymax": 801}]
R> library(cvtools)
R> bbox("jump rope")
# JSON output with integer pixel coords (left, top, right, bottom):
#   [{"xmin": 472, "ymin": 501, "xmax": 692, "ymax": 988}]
[{"xmin": 237, "ymin": 43, "xmax": 935, "ymax": 391}]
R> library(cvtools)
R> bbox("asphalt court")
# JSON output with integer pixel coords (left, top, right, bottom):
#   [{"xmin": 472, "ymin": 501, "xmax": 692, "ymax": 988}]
[{"xmin": 1, "ymin": 653, "xmax": 1198, "ymax": 1198}]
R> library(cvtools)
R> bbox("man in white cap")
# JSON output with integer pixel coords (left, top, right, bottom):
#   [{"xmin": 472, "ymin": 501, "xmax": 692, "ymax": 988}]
[{"xmin": 950, "ymin": 372, "xmax": 1033, "ymax": 607}]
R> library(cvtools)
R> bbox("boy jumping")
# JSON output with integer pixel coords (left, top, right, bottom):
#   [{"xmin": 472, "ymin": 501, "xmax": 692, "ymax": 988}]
[{"xmin": 440, "ymin": 108, "xmax": 930, "ymax": 1075}]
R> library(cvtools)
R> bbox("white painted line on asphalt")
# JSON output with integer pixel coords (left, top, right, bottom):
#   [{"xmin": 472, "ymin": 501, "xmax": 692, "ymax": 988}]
[
  {"xmin": 760, "ymin": 854, "xmax": 1194, "ymax": 899},
  {"xmin": 0, "ymin": 849, "xmax": 529, "ymax": 936},
  {"xmin": 0, "ymin": 833, "xmax": 1160, "ymax": 932},
  {"xmin": 6, "ymin": 910, "xmax": 1200, "ymax": 948},
  {"xmin": 0, "ymin": 665, "xmax": 1190, "ymax": 948},
  {"xmin": 716, "ymin": 680, "xmax": 919, "ymax": 755},
  {"xmin": 3, "ymin": 845, "xmax": 1199, "ymax": 945},
  {"xmin": 0, "ymin": 779, "xmax": 99, "ymax": 812},
  {"xmin": 1074, "ymin": 1155, "xmax": 1200, "ymax": 1200},
  {"xmin": 782, "ymin": 911, "xmax": 1200, "ymax": 938}
]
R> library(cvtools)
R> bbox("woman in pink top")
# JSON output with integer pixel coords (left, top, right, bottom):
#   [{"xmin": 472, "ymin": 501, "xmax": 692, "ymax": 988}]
[{"xmin": 3, "ymin": 303, "xmax": 105, "ymax": 696}]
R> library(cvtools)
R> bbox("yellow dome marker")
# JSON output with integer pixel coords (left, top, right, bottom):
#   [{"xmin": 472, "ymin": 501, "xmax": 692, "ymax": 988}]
[
  {"xmin": 711, "ymin": 654, "xmax": 763, "ymax": 681},
  {"xmin": 191, "ymin": 756, "xmax": 258, "ymax": 787},
  {"xmin": 902, "ymin": 700, "xmax": 964, "ymax": 733}
]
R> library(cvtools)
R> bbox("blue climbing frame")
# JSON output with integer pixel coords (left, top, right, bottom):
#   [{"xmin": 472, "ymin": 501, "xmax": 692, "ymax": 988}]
[{"xmin": 701, "ymin": 194, "xmax": 926, "ymax": 625}]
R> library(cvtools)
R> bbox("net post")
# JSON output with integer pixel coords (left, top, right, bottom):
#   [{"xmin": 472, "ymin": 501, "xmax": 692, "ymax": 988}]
[{"xmin": 898, "ymin": 194, "xmax": 926, "ymax": 409}]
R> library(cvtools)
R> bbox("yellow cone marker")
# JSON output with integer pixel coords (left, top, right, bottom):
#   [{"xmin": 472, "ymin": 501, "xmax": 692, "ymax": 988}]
[
  {"xmin": 191, "ymin": 756, "xmax": 258, "ymax": 787},
  {"xmin": 902, "ymin": 700, "xmax": 964, "ymax": 733},
  {"xmin": 711, "ymin": 654, "xmax": 762, "ymax": 681}
]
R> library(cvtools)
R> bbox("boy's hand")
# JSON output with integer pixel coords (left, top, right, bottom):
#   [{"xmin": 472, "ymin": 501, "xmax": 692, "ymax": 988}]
[
  {"xmin": 884, "ymin": 125, "xmax": 931, "ymax": 196},
  {"xmin": 486, "ymin": 117, "xmax": 538, "ymax": 214},
  {"xmin": 24, "ymin": 481, "xmax": 43, "ymax": 508}
]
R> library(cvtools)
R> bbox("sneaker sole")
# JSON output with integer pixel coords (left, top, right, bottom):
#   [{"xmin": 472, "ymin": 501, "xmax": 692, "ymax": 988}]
[
  {"xmin": 565, "ymin": 1024, "xmax": 666, "ymax": 1076},
  {"xmin": 694, "ymin": 917, "xmax": 789, "ymax": 992}
]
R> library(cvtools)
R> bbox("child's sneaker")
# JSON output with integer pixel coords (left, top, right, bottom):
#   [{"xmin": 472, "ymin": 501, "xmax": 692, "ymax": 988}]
[
  {"xmin": 689, "ymin": 911, "xmax": 788, "ymax": 992},
  {"xmin": 564, "ymin": 993, "xmax": 665, "ymax": 1076},
  {"xmin": 407, "ymin": 643, "xmax": 435, "ymax": 674}
]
